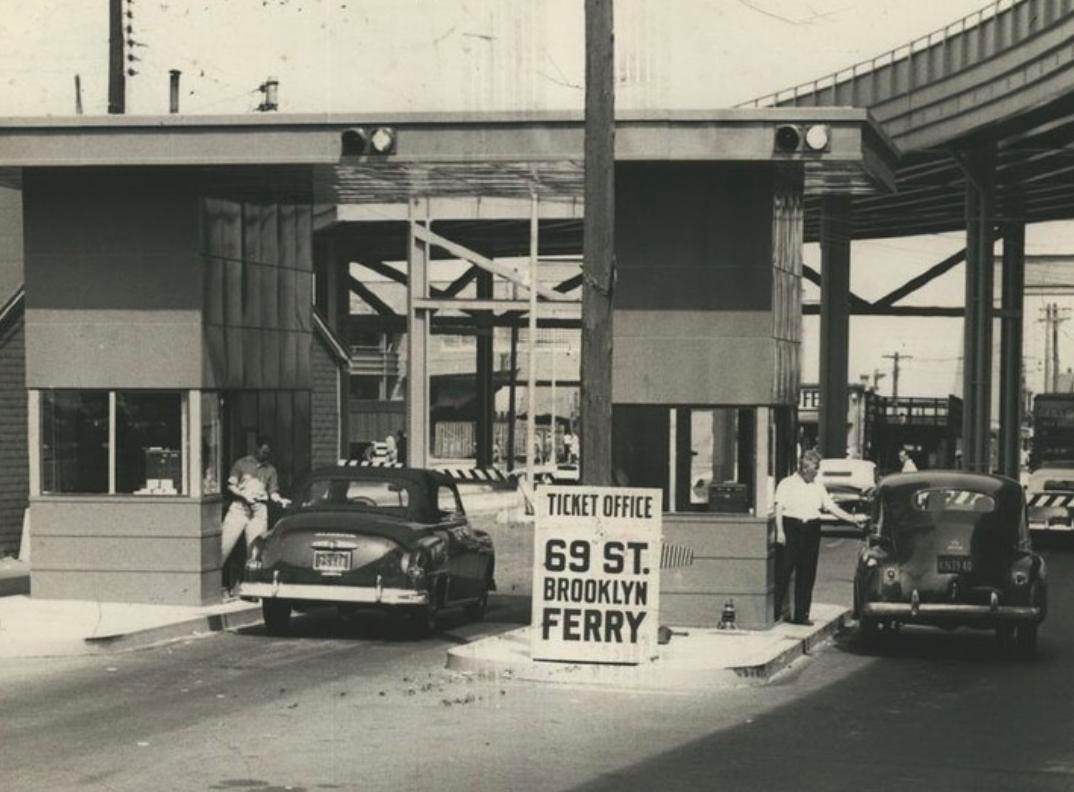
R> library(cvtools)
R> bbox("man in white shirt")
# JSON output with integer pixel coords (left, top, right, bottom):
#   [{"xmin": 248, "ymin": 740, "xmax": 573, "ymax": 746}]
[
  {"xmin": 899, "ymin": 447, "xmax": 918, "ymax": 472},
  {"xmin": 774, "ymin": 450, "xmax": 867, "ymax": 625}
]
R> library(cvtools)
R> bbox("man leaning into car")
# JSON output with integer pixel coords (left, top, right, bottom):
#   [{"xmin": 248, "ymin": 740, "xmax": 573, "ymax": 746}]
[
  {"xmin": 221, "ymin": 435, "xmax": 291, "ymax": 591},
  {"xmin": 774, "ymin": 450, "xmax": 866, "ymax": 625}
]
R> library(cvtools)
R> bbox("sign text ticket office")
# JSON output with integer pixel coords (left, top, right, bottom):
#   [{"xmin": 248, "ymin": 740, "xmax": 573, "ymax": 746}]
[{"xmin": 531, "ymin": 486, "xmax": 662, "ymax": 665}]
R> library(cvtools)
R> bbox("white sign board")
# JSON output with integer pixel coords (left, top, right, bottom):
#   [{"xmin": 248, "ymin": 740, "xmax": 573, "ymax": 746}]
[{"xmin": 531, "ymin": 486, "xmax": 662, "ymax": 665}]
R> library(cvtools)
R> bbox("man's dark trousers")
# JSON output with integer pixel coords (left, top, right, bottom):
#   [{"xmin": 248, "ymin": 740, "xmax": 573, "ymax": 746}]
[{"xmin": 775, "ymin": 517, "xmax": 822, "ymax": 622}]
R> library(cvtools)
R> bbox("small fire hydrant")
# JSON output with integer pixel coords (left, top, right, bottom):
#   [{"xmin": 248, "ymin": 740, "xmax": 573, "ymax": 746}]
[{"xmin": 717, "ymin": 599, "xmax": 737, "ymax": 630}]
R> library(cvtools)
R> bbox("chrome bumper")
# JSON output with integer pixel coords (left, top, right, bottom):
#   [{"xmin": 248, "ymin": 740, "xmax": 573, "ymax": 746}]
[
  {"xmin": 862, "ymin": 602, "xmax": 1042, "ymax": 622},
  {"xmin": 240, "ymin": 581, "xmax": 428, "ymax": 606},
  {"xmin": 1029, "ymin": 522, "xmax": 1074, "ymax": 531}
]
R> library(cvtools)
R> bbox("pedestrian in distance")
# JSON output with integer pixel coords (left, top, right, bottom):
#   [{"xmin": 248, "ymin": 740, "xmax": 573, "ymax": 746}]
[
  {"xmin": 899, "ymin": 446, "xmax": 918, "ymax": 472},
  {"xmin": 384, "ymin": 431, "xmax": 398, "ymax": 463},
  {"xmin": 221, "ymin": 435, "xmax": 291, "ymax": 589},
  {"xmin": 773, "ymin": 450, "xmax": 867, "ymax": 625}
]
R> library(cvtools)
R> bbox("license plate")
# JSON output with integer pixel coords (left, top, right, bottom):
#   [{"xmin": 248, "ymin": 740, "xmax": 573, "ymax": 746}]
[
  {"xmin": 937, "ymin": 555, "xmax": 973, "ymax": 574},
  {"xmin": 314, "ymin": 550, "xmax": 351, "ymax": 573}
]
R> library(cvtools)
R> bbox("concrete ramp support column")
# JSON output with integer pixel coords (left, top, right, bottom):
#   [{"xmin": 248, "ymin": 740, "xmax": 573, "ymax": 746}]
[
  {"xmin": 407, "ymin": 199, "xmax": 430, "ymax": 468},
  {"xmin": 819, "ymin": 195, "xmax": 851, "ymax": 459},
  {"xmin": 960, "ymin": 146, "xmax": 995, "ymax": 472},
  {"xmin": 475, "ymin": 269, "xmax": 494, "ymax": 468},
  {"xmin": 999, "ymin": 199, "xmax": 1025, "ymax": 478}
]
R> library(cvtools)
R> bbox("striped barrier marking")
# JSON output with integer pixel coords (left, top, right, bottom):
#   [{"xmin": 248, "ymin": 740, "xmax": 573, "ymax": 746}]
[
  {"xmin": 1028, "ymin": 492, "xmax": 1074, "ymax": 508},
  {"xmin": 660, "ymin": 542, "xmax": 695, "ymax": 569},
  {"xmin": 335, "ymin": 460, "xmax": 521, "ymax": 483},
  {"xmin": 338, "ymin": 459, "xmax": 405, "ymax": 468}
]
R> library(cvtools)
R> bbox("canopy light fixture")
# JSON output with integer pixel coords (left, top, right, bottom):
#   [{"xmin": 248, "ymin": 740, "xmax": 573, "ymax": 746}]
[
  {"xmin": 369, "ymin": 126, "xmax": 397, "ymax": 154},
  {"xmin": 774, "ymin": 124, "xmax": 801, "ymax": 153},
  {"xmin": 804, "ymin": 124, "xmax": 831, "ymax": 152},
  {"xmin": 341, "ymin": 127, "xmax": 369, "ymax": 156},
  {"xmin": 341, "ymin": 126, "xmax": 396, "ymax": 156}
]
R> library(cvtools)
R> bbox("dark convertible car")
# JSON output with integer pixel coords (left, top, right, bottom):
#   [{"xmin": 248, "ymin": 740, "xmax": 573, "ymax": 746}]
[
  {"xmin": 854, "ymin": 472, "xmax": 1046, "ymax": 656},
  {"xmin": 240, "ymin": 465, "xmax": 495, "ymax": 636}
]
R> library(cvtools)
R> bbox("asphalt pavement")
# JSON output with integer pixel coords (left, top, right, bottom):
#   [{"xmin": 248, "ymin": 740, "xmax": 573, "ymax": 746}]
[{"xmin": 4, "ymin": 536, "xmax": 1074, "ymax": 791}]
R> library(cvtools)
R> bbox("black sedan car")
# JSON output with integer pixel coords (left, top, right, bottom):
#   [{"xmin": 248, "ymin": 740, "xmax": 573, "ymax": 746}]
[
  {"xmin": 240, "ymin": 465, "xmax": 495, "ymax": 636},
  {"xmin": 854, "ymin": 472, "xmax": 1046, "ymax": 656}
]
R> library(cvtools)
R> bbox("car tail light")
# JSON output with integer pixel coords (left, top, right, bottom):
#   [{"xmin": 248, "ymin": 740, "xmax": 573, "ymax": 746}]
[
  {"xmin": 401, "ymin": 549, "xmax": 426, "ymax": 580},
  {"xmin": 1012, "ymin": 570, "xmax": 1029, "ymax": 586},
  {"xmin": 885, "ymin": 568, "xmax": 897, "ymax": 581}
]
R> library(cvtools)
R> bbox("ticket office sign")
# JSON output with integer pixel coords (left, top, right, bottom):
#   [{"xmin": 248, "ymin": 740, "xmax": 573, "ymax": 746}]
[{"xmin": 531, "ymin": 486, "xmax": 662, "ymax": 664}]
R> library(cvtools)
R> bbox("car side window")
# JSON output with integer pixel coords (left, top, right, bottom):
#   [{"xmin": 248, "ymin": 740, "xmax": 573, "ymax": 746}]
[{"xmin": 437, "ymin": 485, "xmax": 463, "ymax": 519}]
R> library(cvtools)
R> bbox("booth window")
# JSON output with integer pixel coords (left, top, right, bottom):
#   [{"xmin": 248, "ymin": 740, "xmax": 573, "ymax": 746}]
[
  {"xmin": 41, "ymin": 391, "xmax": 109, "ymax": 494},
  {"xmin": 201, "ymin": 392, "xmax": 222, "ymax": 495},
  {"xmin": 38, "ymin": 389, "xmax": 193, "ymax": 497},
  {"xmin": 680, "ymin": 408, "xmax": 757, "ymax": 514},
  {"xmin": 116, "ymin": 392, "xmax": 183, "ymax": 495}
]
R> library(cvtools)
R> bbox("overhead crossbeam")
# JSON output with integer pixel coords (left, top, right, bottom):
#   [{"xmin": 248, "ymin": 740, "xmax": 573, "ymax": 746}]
[
  {"xmin": 801, "ymin": 264, "xmax": 871, "ymax": 312},
  {"xmin": 411, "ymin": 224, "xmax": 565, "ymax": 302},
  {"xmin": 873, "ymin": 248, "xmax": 966, "ymax": 308},
  {"xmin": 354, "ymin": 259, "xmax": 480, "ymax": 299},
  {"xmin": 803, "ymin": 304, "xmax": 962, "ymax": 317},
  {"xmin": 348, "ymin": 275, "xmax": 397, "ymax": 316}
]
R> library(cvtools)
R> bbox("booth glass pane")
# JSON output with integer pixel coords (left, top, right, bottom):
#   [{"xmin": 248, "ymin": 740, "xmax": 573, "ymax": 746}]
[
  {"xmin": 681, "ymin": 407, "xmax": 756, "ymax": 514},
  {"xmin": 116, "ymin": 392, "xmax": 183, "ymax": 495},
  {"xmin": 202, "ymin": 393, "xmax": 222, "ymax": 495},
  {"xmin": 41, "ymin": 391, "xmax": 109, "ymax": 494}
]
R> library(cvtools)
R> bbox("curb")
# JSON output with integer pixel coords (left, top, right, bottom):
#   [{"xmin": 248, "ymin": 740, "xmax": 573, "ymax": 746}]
[
  {"xmin": 446, "ymin": 608, "xmax": 850, "ymax": 689},
  {"xmin": 0, "ymin": 574, "xmax": 30, "ymax": 598},
  {"xmin": 83, "ymin": 605, "xmax": 263, "ymax": 653},
  {"xmin": 728, "ymin": 609, "xmax": 848, "ymax": 681}
]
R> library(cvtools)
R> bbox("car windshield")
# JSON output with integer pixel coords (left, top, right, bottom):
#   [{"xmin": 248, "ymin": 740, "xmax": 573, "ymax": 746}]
[{"xmin": 298, "ymin": 476, "xmax": 413, "ymax": 517}]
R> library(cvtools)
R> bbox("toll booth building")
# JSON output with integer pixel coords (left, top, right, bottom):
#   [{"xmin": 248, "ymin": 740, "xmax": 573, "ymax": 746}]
[{"xmin": 0, "ymin": 111, "xmax": 895, "ymax": 614}]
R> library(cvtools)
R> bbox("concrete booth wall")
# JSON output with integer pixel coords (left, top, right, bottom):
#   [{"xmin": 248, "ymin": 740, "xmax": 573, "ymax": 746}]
[
  {"xmin": 0, "ymin": 180, "xmax": 27, "ymax": 558},
  {"xmin": 610, "ymin": 163, "xmax": 803, "ymax": 629},
  {"xmin": 23, "ymin": 168, "xmax": 314, "ymax": 605}
]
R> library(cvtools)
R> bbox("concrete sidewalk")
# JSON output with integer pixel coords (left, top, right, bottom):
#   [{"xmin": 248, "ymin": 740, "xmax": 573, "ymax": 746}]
[
  {"xmin": 447, "ymin": 603, "xmax": 848, "ymax": 690},
  {"xmin": 0, "ymin": 593, "xmax": 261, "ymax": 658}
]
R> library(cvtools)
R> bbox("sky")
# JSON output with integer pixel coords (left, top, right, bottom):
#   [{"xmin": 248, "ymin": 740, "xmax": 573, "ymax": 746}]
[{"xmin": 2, "ymin": 0, "xmax": 1070, "ymax": 400}]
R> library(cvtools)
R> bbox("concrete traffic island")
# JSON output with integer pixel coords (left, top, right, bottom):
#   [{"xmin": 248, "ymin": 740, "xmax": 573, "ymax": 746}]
[
  {"xmin": 0, "ymin": 594, "xmax": 260, "ymax": 658},
  {"xmin": 446, "ymin": 603, "xmax": 848, "ymax": 689}
]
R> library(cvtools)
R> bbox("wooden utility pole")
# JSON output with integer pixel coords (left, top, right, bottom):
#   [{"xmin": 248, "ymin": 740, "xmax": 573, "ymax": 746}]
[
  {"xmin": 108, "ymin": 0, "xmax": 125, "ymax": 114},
  {"xmin": 581, "ymin": 0, "xmax": 615, "ymax": 486},
  {"xmin": 74, "ymin": 74, "xmax": 84, "ymax": 115},
  {"xmin": 882, "ymin": 351, "xmax": 912, "ymax": 400}
]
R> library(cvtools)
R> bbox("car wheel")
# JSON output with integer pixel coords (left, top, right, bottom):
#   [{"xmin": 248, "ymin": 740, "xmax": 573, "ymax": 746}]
[
  {"xmin": 407, "ymin": 601, "xmax": 438, "ymax": 638},
  {"xmin": 262, "ymin": 599, "xmax": 291, "ymax": 636},
  {"xmin": 1015, "ymin": 623, "xmax": 1038, "ymax": 658},
  {"xmin": 995, "ymin": 624, "xmax": 1015, "ymax": 652},
  {"xmin": 464, "ymin": 584, "xmax": 489, "ymax": 622},
  {"xmin": 859, "ymin": 616, "xmax": 880, "ymax": 645},
  {"xmin": 406, "ymin": 581, "xmax": 442, "ymax": 638}
]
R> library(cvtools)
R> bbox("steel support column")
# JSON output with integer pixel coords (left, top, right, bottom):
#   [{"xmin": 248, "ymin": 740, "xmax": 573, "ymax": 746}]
[
  {"xmin": 475, "ymin": 269, "xmax": 494, "ymax": 467},
  {"xmin": 960, "ymin": 146, "xmax": 995, "ymax": 472},
  {"xmin": 819, "ymin": 195, "xmax": 851, "ymax": 459},
  {"xmin": 406, "ymin": 199, "xmax": 430, "ymax": 467},
  {"xmin": 998, "ymin": 203, "xmax": 1025, "ymax": 478}
]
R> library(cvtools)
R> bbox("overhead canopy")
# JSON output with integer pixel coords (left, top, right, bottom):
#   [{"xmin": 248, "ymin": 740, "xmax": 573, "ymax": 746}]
[{"xmin": 0, "ymin": 108, "xmax": 896, "ymax": 201}]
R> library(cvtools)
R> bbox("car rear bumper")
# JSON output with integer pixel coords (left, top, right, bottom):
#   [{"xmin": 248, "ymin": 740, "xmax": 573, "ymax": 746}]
[
  {"xmin": 1029, "ymin": 521, "xmax": 1074, "ymax": 531},
  {"xmin": 861, "ymin": 602, "xmax": 1042, "ymax": 623},
  {"xmin": 240, "ymin": 581, "xmax": 428, "ymax": 606}
]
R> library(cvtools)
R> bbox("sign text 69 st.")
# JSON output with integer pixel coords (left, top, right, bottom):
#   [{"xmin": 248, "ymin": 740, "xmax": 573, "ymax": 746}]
[{"xmin": 531, "ymin": 486, "xmax": 662, "ymax": 665}]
